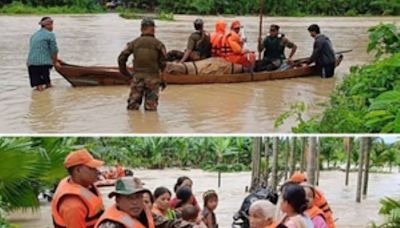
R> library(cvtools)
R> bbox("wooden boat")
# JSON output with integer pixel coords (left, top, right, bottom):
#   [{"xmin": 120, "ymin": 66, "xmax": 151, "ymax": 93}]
[{"xmin": 55, "ymin": 57, "xmax": 343, "ymax": 86}]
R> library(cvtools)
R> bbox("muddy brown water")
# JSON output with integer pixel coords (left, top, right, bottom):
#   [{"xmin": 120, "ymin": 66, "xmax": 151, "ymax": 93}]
[
  {"xmin": 7, "ymin": 169, "xmax": 400, "ymax": 228},
  {"xmin": 1, "ymin": 14, "xmax": 399, "ymax": 133}
]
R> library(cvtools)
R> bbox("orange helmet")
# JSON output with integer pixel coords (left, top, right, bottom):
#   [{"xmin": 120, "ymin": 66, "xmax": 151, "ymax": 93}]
[
  {"xmin": 231, "ymin": 20, "xmax": 241, "ymax": 29},
  {"xmin": 290, "ymin": 172, "xmax": 307, "ymax": 184}
]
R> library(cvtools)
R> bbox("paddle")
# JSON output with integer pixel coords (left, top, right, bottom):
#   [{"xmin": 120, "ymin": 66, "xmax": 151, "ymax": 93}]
[
  {"xmin": 291, "ymin": 49, "xmax": 353, "ymax": 66},
  {"xmin": 258, "ymin": 0, "xmax": 265, "ymax": 60}
]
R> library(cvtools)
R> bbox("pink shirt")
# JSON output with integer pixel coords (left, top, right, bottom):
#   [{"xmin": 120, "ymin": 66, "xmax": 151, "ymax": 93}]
[{"xmin": 312, "ymin": 215, "xmax": 328, "ymax": 228}]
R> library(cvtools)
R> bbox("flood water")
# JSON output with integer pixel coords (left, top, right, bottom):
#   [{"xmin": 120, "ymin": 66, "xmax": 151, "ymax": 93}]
[
  {"xmin": 7, "ymin": 169, "xmax": 400, "ymax": 228},
  {"xmin": 1, "ymin": 14, "xmax": 399, "ymax": 133}
]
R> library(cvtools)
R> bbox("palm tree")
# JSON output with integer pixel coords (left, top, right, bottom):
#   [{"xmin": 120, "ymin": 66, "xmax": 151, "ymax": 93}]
[
  {"xmin": 371, "ymin": 197, "xmax": 400, "ymax": 228},
  {"xmin": 0, "ymin": 137, "xmax": 72, "ymax": 211}
]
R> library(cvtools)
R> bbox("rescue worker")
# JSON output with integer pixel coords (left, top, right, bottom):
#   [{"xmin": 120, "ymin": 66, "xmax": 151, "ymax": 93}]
[
  {"xmin": 180, "ymin": 18, "xmax": 211, "ymax": 63},
  {"xmin": 302, "ymin": 184, "xmax": 328, "ymax": 228},
  {"xmin": 257, "ymin": 24, "xmax": 297, "ymax": 71},
  {"xmin": 95, "ymin": 177, "xmax": 186, "ymax": 228},
  {"xmin": 118, "ymin": 18, "xmax": 167, "ymax": 111},
  {"xmin": 306, "ymin": 24, "xmax": 336, "ymax": 78},
  {"xmin": 115, "ymin": 163, "xmax": 125, "ymax": 178},
  {"xmin": 210, "ymin": 20, "xmax": 227, "ymax": 57},
  {"xmin": 290, "ymin": 172, "xmax": 335, "ymax": 228},
  {"xmin": 222, "ymin": 20, "xmax": 256, "ymax": 68},
  {"xmin": 51, "ymin": 149, "xmax": 105, "ymax": 228}
]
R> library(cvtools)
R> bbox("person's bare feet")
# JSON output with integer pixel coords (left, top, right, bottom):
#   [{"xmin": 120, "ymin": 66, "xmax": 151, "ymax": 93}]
[
  {"xmin": 36, "ymin": 85, "xmax": 45, "ymax": 91},
  {"xmin": 46, "ymin": 83, "xmax": 52, "ymax": 88}
]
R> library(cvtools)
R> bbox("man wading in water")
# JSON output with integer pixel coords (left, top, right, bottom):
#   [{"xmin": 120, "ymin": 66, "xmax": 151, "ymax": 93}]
[
  {"xmin": 27, "ymin": 17, "xmax": 60, "ymax": 91},
  {"xmin": 118, "ymin": 18, "xmax": 167, "ymax": 111}
]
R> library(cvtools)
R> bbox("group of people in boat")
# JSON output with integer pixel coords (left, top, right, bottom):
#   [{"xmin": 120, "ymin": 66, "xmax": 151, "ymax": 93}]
[
  {"xmin": 51, "ymin": 148, "xmax": 336, "ymax": 228},
  {"xmin": 27, "ymin": 16, "xmax": 337, "ymax": 111},
  {"xmin": 165, "ymin": 18, "xmax": 336, "ymax": 76}
]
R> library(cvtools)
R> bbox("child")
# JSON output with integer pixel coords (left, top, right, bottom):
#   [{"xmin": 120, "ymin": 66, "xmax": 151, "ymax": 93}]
[
  {"xmin": 181, "ymin": 205, "xmax": 207, "ymax": 228},
  {"xmin": 175, "ymin": 186, "xmax": 195, "ymax": 216},
  {"xmin": 202, "ymin": 190, "xmax": 219, "ymax": 228}
]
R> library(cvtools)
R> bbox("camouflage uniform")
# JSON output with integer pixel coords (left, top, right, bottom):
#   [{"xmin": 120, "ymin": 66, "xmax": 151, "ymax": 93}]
[
  {"xmin": 118, "ymin": 18, "xmax": 166, "ymax": 111},
  {"xmin": 97, "ymin": 212, "xmax": 190, "ymax": 228}
]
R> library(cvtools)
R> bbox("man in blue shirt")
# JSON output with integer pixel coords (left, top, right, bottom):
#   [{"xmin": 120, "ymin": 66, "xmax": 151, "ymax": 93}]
[{"xmin": 27, "ymin": 17, "xmax": 59, "ymax": 91}]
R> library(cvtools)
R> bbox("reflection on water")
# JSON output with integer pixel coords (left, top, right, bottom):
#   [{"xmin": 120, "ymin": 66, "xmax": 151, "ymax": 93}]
[
  {"xmin": 1, "ymin": 14, "xmax": 398, "ymax": 133},
  {"xmin": 7, "ymin": 170, "xmax": 400, "ymax": 228}
]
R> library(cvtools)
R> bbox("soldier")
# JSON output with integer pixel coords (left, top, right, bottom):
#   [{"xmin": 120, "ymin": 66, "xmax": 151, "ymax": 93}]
[
  {"xmin": 118, "ymin": 18, "xmax": 167, "ymax": 111},
  {"xmin": 95, "ymin": 177, "xmax": 188, "ymax": 228},
  {"xmin": 179, "ymin": 18, "xmax": 212, "ymax": 63}
]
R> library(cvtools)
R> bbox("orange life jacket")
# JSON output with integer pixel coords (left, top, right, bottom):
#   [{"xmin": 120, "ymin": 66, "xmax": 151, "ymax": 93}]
[
  {"xmin": 314, "ymin": 189, "xmax": 335, "ymax": 228},
  {"xmin": 220, "ymin": 32, "xmax": 241, "ymax": 57},
  {"xmin": 95, "ymin": 204, "xmax": 155, "ymax": 228},
  {"xmin": 306, "ymin": 206, "xmax": 326, "ymax": 220},
  {"xmin": 266, "ymin": 221, "xmax": 281, "ymax": 228},
  {"xmin": 51, "ymin": 177, "xmax": 104, "ymax": 228},
  {"xmin": 210, "ymin": 32, "xmax": 224, "ymax": 57},
  {"xmin": 116, "ymin": 165, "xmax": 125, "ymax": 178},
  {"xmin": 210, "ymin": 20, "xmax": 226, "ymax": 57}
]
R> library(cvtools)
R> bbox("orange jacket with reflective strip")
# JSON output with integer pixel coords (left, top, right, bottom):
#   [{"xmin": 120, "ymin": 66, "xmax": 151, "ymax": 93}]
[
  {"xmin": 51, "ymin": 177, "xmax": 104, "ymax": 228},
  {"xmin": 95, "ymin": 204, "xmax": 155, "ymax": 228},
  {"xmin": 314, "ymin": 189, "xmax": 335, "ymax": 228}
]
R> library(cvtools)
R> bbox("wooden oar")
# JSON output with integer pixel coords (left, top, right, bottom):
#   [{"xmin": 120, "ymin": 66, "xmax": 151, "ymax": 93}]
[
  {"xmin": 291, "ymin": 49, "xmax": 353, "ymax": 66},
  {"xmin": 258, "ymin": 0, "xmax": 265, "ymax": 60}
]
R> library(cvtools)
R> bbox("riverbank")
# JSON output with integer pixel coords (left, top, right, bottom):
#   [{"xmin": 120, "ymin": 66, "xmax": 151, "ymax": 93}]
[{"xmin": 6, "ymin": 169, "xmax": 400, "ymax": 228}]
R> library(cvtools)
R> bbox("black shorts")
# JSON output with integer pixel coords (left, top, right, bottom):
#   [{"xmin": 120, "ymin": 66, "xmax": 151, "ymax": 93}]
[
  {"xmin": 317, "ymin": 63, "xmax": 335, "ymax": 78},
  {"xmin": 28, "ymin": 65, "xmax": 52, "ymax": 87}
]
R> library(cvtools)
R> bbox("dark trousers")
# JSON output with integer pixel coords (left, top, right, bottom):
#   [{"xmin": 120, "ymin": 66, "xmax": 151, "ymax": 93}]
[
  {"xmin": 28, "ymin": 65, "xmax": 52, "ymax": 87},
  {"xmin": 317, "ymin": 63, "xmax": 335, "ymax": 78}
]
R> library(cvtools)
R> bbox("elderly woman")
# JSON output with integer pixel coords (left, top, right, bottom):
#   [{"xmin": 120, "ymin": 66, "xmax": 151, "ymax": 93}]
[{"xmin": 249, "ymin": 200, "xmax": 280, "ymax": 228}]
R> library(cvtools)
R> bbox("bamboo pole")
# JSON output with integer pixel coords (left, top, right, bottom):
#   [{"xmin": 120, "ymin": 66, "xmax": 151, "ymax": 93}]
[
  {"xmin": 271, "ymin": 137, "xmax": 279, "ymax": 191},
  {"xmin": 344, "ymin": 137, "xmax": 352, "ymax": 186},
  {"xmin": 307, "ymin": 137, "xmax": 317, "ymax": 185},
  {"xmin": 258, "ymin": 0, "xmax": 265, "ymax": 60},
  {"xmin": 356, "ymin": 138, "xmax": 366, "ymax": 203}
]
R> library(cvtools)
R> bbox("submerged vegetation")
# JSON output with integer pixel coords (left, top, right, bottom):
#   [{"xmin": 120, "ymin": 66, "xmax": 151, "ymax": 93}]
[
  {"xmin": 277, "ymin": 23, "xmax": 400, "ymax": 133},
  {"xmin": 0, "ymin": 0, "xmax": 399, "ymax": 15}
]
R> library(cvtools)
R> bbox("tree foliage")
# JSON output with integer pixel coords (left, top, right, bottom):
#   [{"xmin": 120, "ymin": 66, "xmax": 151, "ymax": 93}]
[
  {"xmin": 284, "ymin": 23, "xmax": 400, "ymax": 133},
  {"xmin": 1, "ymin": 0, "xmax": 399, "ymax": 15}
]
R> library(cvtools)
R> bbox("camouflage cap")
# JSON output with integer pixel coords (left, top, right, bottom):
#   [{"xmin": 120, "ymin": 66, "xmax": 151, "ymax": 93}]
[
  {"xmin": 108, "ymin": 177, "xmax": 151, "ymax": 198},
  {"xmin": 141, "ymin": 17, "xmax": 156, "ymax": 28},
  {"xmin": 194, "ymin": 18, "xmax": 204, "ymax": 25}
]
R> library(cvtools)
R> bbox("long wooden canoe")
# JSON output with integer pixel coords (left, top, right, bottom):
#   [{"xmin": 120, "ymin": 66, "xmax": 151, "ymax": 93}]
[{"xmin": 55, "ymin": 57, "xmax": 342, "ymax": 86}]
